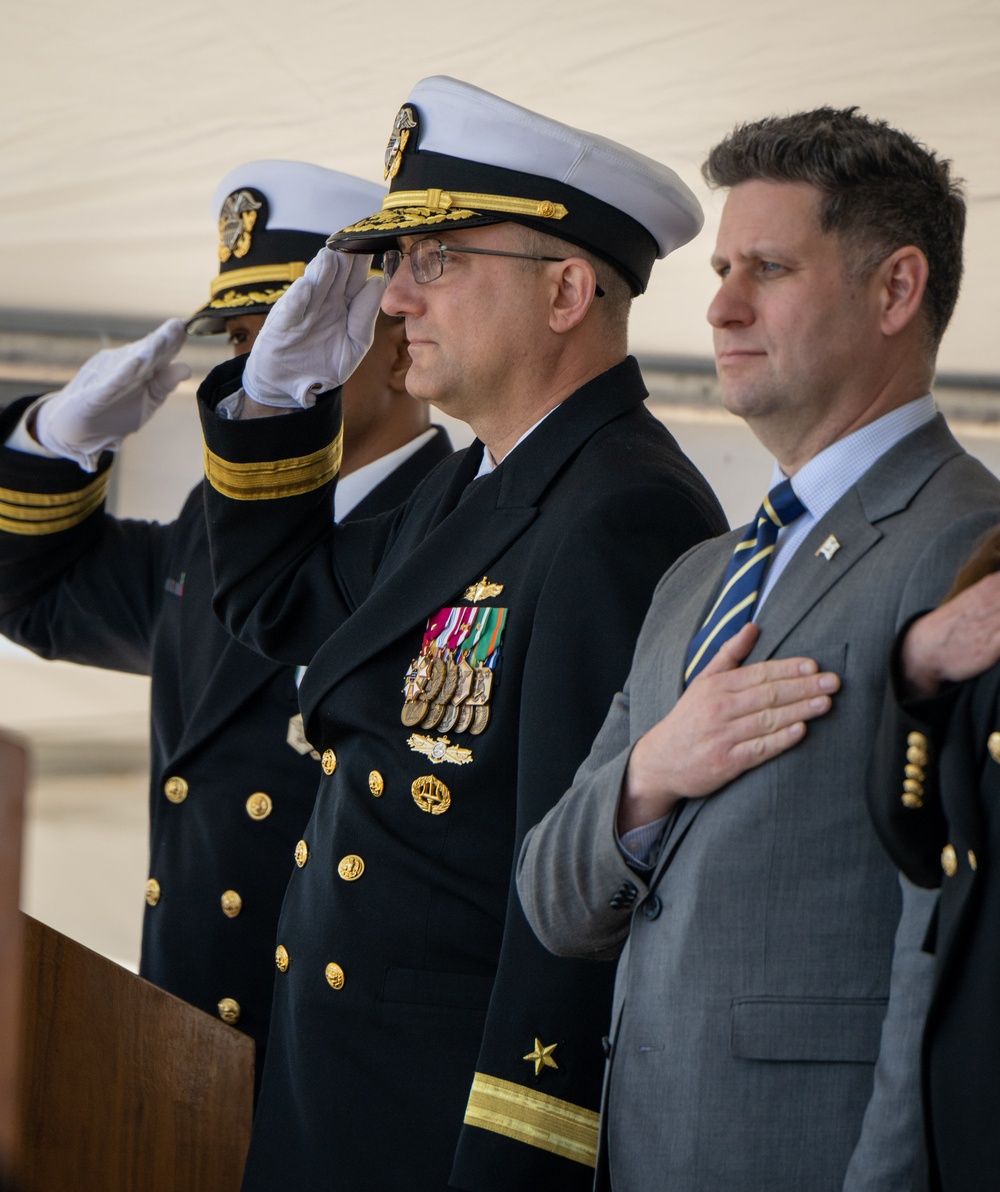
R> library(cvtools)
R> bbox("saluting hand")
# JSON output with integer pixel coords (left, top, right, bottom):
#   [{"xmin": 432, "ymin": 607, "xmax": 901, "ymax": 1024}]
[
  {"xmin": 900, "ymin": 571, "xmax": 1000, "ymax": 698},
  {"xmin": 618, "ymin": 623, "xmax": 839, "ymax": 833},
  {"xmin": 242, "ymin": 248, "xmax": 383, "ymax": 410},
  {"xmin": 33, "ymin": 318, "xmax": 191, "ymax": 472}
]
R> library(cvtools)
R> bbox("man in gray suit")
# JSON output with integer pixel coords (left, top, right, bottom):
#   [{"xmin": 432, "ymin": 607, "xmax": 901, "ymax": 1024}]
[{"xmin": 518, "ymin": 108, "xmax": 1000, "ymax": 1191}]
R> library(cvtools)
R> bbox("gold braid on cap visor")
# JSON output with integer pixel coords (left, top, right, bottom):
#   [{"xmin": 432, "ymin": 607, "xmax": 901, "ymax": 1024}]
[
  {"xmin": 209, "ymin": 262, "xmax": 308, "ymax": 299},
  {"xmin": 339, "ymin": 190, "xmax": 568, "ymax": 235}
]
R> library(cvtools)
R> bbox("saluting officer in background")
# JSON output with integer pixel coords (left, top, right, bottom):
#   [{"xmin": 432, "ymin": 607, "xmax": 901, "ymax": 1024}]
[
  {"xmin": 196, "ymin": 76, "xmax": 727, "ymax": 1191},
  {"xmin": 0, "ymin": 161, "xmax": 452, "ymax": 1089}
]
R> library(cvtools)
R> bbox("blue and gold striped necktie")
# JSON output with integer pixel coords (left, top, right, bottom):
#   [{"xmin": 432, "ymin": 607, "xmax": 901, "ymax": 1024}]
[{"xmin": 684, "ymin": 479, "xmax": 807, "ymax": 685}]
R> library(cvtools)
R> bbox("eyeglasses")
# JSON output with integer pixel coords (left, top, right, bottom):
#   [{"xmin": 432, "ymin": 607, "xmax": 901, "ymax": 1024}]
[{"xmin": 383, "ymin": 237, "xmax": 605, "ymax": 297}]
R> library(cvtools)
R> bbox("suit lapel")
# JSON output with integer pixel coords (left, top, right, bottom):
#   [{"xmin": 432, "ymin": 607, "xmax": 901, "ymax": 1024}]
[
  {"xmin": 300, "ymin": 358, "xmax": 650, "ymax": 721},
  {"xmin": 751, "ymin": 415, "xmax": 963, "ymax": 662},
  {"xmin": 651, "ymin": 415, "xmax": 964, "ymax": 879}
]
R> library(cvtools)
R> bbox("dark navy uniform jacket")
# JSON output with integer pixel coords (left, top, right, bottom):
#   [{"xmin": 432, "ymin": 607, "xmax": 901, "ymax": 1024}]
[
  {"xmin": 196, "ymin": 354, "xmax": 727, "ymax": 1192},
  {"xmin": 871, "ymin": 655, "xmax": 1000, "ymax": 1192},
  {"xmin": 0, "ymin": 393, "xmax": 452, "ymax": 1086}
]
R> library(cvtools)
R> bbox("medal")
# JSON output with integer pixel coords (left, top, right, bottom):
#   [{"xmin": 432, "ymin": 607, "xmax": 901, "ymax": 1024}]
[
  {"xmin": 421, "ymin": 702, "xmax": 446, "ymax": 730},
  {"xmin": 424, "ymin": 654, "xmax": 447, "ymax": 701},
  {"xmin": 401, "ymin": 699, "xmax": 429, "ymax": 727},
  {"xmin": 435, "ymin": 653, "xmax": 459, "ymax": 704},
  {"xmin": 399, "ymin": 601, "xmax": 508, "ymax": 740}
]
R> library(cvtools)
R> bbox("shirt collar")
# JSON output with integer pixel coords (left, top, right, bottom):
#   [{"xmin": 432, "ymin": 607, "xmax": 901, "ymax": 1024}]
[
  {"xmin": 771, "ymin": 394, "xmax": 936, "ymax": 520},
  {"xmin": 334, "ymin": 428, "xmax": 438, "ymax": 521}
]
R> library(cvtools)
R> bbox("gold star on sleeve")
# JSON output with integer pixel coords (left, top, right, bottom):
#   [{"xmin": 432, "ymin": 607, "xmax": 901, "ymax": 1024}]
[{"xmin": 523, "ymin": 1037, "xmax": 559, "ymax": 1077}]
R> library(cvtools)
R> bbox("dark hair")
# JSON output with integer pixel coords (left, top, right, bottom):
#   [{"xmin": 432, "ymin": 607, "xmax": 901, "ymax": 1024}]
[{"xmin": 703, "ymin": 108, "xmax": 966, "ymax": 347}]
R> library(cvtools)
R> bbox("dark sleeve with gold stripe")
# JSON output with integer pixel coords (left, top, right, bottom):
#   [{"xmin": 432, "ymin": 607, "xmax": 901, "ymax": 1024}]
[
  {"xmin": 0, "ymin": 396, "xmax": 174, "ymax": 672},
  {"xmin": 198, "ymin": 358, "xmax": 401, "ymax": 666}
]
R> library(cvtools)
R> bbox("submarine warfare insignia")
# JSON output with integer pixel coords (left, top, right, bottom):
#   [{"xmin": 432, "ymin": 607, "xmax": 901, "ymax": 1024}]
[
  {"xmin": 463, "ymin": 576, "xmax": 504, "ymax": 602},
  {"xmin": 218, "ymin": 189, "xmax": 262, "ymax": 262},
  {"xmin": 385, "ymin": 105, "xmax": 417, "ymax": 181},
  {"xmin": 407, "ymin": 734, "xmax": 474, "ymax": 766},
  {"xmin": 399, "ymin": 604, "xmax": 507, "ymax": 738}
]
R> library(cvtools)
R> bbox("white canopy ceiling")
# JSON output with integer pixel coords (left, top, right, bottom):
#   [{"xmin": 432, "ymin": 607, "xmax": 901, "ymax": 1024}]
[{"xmin": 3, "ymin": 0, "xmax": 998, "ymax": 374}]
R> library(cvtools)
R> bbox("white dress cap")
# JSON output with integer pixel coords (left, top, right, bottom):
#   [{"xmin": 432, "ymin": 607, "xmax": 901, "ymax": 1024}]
[
  {"xmin": 211, "ymin": 160, "xmax": 385, "ymax": 235},
  {"xmin": 409, "ymin": 77, "xmax": 703, "ymax": 260},
  {"xmin": 329, "ymin": 77, "xmax": 703, "ymax": 292},
  {"xmin": 188, "ymin": 161, "xmax": 385, "ymax": 334}
]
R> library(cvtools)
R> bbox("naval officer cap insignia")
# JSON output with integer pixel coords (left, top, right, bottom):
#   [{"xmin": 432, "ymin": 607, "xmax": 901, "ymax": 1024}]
[
  {"xmin": 327, "ymin": 75, "xmax": 704, "ymax": 295},
  {"xmin": 188, "ymin": 160, "xmax": 386, "ymax": 335}
]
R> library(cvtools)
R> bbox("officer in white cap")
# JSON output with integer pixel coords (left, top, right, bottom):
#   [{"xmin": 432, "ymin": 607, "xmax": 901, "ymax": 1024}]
[
  {"xmin": 0, "ymin": 161, "xmax": 452, "ymax": 1093},
  {"xmin": 197, "ymin": 79, "xmax": 726, "ymax": 1189}
]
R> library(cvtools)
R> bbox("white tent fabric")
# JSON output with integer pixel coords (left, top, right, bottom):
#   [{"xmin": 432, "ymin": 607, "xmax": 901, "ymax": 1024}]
[{"xmin": 2, "ymin": 0, "xmax": 998, "ymax": 372}]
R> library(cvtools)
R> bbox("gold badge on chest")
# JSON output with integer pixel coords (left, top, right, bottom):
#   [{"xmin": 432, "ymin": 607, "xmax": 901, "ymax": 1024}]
[{"xmin": 400, "ymin": 601, "xmax": 507, "ymax": 740}]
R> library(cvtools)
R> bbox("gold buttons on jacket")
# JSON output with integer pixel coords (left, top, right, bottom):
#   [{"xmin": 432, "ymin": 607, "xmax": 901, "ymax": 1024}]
[
  {"xmin": 246, "ymin": 792, "xmax": 273, "ymax": 820},
  {"xmin": 325, "ymin": 962, "xmax": 345, "ymax": 990},
  {"xmin": 901, "ymin": 783, "xmax": 924, "ymax": 810},
  {"xmin": 906, "ymin": 732, "xmax": 929, "ymax": 767},
  {"xmin": 902, "ymin": 733, "xmax": 927, "ymax": 809},
  {"xmin": 322, "ymin": 749, "xmax": 337, "ymax": 775},
  {"xmin": 275, "ymin": 945, "xmax": 289, "ymax": 973},
  {"xmin": 295, "ymin": 839, "xmax": 309, "ymax": 868},
  {"xmin": 989, "ymin": 732, "xmax": 1000, "ymax": 764},
  {"xmin": 221, "ymin": 890, "xmax": 242, "ymax": 919},
  {"xmin": 145, "ymin": 878, "xmax": 161, "ymax": 906},
  {"xmin": 941, "ymin": 844, "xmax": 958, "ymax": 878},
  {"xmin": 217, "ymin": 998, "xmax": 241, "ymax": 1024},
  {"xmin": 164, "ymin": 776, "xmax": 188, "ymax": 804},
  {"xmin": 411, "ymin": 775, "xmax": 451, "ymax": 815},
  {"xmin": 338, "ymin": 855, "xmax": 365, "ymax": 881},
  {"xmin": 369, "ymin": 770, "xmax": 384, "ymax": 797},
  {"xmin": 968, "ymin": 849, "xmax": 978, "ymax": 871}
]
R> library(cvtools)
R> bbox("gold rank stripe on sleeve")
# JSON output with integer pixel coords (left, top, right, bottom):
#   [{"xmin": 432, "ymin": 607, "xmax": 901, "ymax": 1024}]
[
  {"xmin": 203, "ymin": 427, "xmax": 343, "ymax": 502},
  {"xmin": 463, "ymin": 1072, "xmax": 599, "ymax": 1168},
  {"xmin": 0, "ymin": 472, "xmax": 110, "ymax": 535}
]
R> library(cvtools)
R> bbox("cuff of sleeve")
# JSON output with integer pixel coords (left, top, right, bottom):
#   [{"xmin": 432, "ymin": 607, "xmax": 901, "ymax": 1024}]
[
  {"xmin": 6, "ymin": 398, "xmax": 62, "ymax": 460},
  {"xmin": 617, "ymin": 816, "xmax": 669, "ymax": 869}
]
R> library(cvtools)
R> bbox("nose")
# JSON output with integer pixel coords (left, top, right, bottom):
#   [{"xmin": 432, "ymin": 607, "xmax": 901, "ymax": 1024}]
[
  {"xmin": 707, "ymin": 271, "xmax": 753, "ymax": 330},
  {"xmin": 381, "ymin": 260, "xmax": 423, "ymax": 319}
]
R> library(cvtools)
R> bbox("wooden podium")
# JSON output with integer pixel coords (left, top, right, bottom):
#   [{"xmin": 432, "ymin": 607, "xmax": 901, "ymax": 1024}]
[{"xmin": 0, "ymin": 732, "xmax": 254, "ymax": 1192}]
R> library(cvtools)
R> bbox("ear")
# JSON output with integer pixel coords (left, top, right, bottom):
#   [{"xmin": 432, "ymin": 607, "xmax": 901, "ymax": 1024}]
[
  {"xmin": 547, "ymin": 258, "xmax": 600, "ymax": 335},
  {"xmin": 878, "ymin": 245, "xmax": 929, "ymax": 338}
]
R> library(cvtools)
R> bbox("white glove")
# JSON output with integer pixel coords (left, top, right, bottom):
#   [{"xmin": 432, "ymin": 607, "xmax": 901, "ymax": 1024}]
[
  {"xmin": 34, "ymin": 318, "xmax": 191, "ymax": 472},
  {"xmin": 242, "ymin": 248, "xmax": 383, "ymax": 409}
]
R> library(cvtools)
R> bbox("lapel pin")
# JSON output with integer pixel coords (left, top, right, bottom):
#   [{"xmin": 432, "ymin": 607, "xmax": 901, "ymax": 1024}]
[{"xmin": 815, "ymin": 534, "xmax": 841, "ymax": 562}]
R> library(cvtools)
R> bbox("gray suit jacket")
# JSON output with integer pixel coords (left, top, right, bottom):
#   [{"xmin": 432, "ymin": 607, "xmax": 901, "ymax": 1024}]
[{"xmin": 518, "ymin": 416, "xmax": 1000, "ymax": 1192}]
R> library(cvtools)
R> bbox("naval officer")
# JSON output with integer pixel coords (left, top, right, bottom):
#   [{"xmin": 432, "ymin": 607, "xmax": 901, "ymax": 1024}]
[
  {"xmin": 0, "ymin": 161, "xmax": 452, "ymax": 1089},
  {"xmin": 195, "ymin": 76, "xmax": 727, "ymax": 1190}
]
